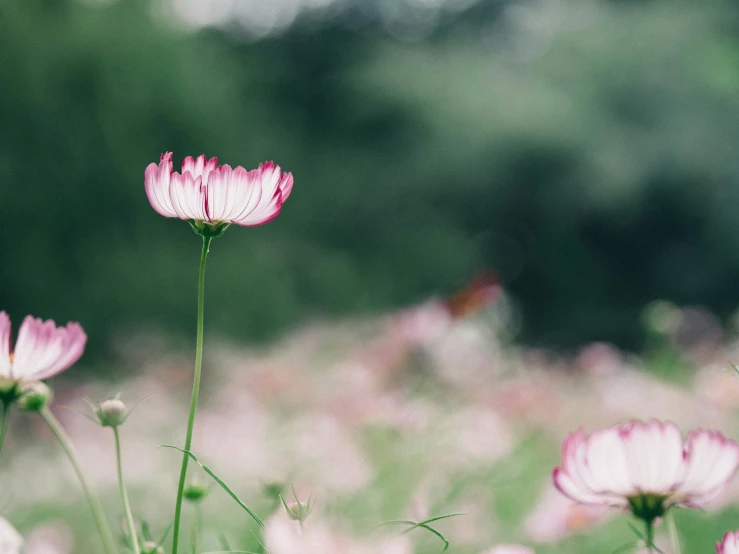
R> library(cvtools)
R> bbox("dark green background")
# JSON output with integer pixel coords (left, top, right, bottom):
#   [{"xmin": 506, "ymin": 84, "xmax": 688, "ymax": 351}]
[{"xmin": 3, "ymin": 0, "xmax": 739, "ymax": 357}]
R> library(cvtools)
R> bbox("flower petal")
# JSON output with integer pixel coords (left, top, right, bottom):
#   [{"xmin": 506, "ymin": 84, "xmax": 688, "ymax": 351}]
[
  {"xmin": 11, "ymin": 316, "xmax": 87, "ymax": 381},
  {"xmin": 145, "ymin": 152, "xmax": 177, "ymax": 218},
  {"xmin": 231, "ymin": 162, "xmax": 292, "ymax": 226},
  {"xmin": 0, "ymin": 312, "xmax": 11, "ymax": 378}
]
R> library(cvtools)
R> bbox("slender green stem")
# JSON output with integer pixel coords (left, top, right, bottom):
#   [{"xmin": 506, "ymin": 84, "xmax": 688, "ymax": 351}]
[
  {"xmin": 40, "ymin": 407, "xmax": 117, "ymax": 554},
  {"xmin": 0, "ymin": 402, "xmax": 10, "ymax": 457},
  {"xmin": 172, "ymin": 235, "xmax": 212, "ymax": 554},
  {"xmin": 114, "ymin": 427, "xmax": 141, "ymax": 554},
  {"xmin": 645, "ymin": 519, "xmax": 654, "ymax": 553}
]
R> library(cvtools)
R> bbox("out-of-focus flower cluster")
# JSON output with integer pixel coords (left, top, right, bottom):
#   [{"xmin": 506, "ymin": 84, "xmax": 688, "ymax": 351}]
[{"xmin": 5, "ymin": 296, "xmax": 739, "ymax": 551}]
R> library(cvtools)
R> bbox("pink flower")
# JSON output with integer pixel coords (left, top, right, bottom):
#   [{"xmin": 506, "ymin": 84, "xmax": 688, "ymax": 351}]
[
  {"xmin": 145, "ymin": 152, "xmax": 293, "ymax": 227},
  {"xmin": 0, "ymin": 312, "xmax": 87, "ymax": 382},
  {"xmin": 718, "ymin": 531, "xmax": 739, "ymax": 554},
  {"xmin": 553, "ymin": 420, "xmax": 739, "ymax": 522}
]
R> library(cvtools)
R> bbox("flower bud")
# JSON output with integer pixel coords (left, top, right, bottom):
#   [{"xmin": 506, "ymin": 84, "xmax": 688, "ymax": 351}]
[
  {"xmin": 142, "ymin": 541, "xmax": 164, "ymax": 554},
  {"xmin": 286, "ymin": 501, "xmax": 312, "ymax": 522},
  {"xmin": 280, "ymin": 490, "xmax": 315, "ymax": 524},
  {"xmin": 17, "ymin": 382, "xmax": 53, "ymax": 412},
  {"xmin": 97, "ymin": 398, "xmax": 128, "ymax": 427},
  {"xmin": 183, "ymin": 482, "xmax": 208, "ymax": 503}
]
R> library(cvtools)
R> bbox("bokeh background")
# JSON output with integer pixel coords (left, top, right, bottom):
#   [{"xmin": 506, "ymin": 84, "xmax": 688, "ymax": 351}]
[
  {"xmin": 6, "ymin": 0, "xmax": 739, "ymax": 355},
  {"xmin": 5, "ymin": 0, "xmax": 739, "ymax": 552}
]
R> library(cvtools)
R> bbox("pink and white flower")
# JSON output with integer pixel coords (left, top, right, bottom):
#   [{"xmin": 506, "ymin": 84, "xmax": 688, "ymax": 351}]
[
  {"xmin": 145, "ymin": 152, "xmax": 293, "ymax": 227},
  {"xmin": 553, "ymin": 420, "xmax": 739, "ymax": 521},
  {"xmin": 0, "ymin": 312, "xmax": 87, "ymax": 382},
  {"xmin": 718, "ymin": 531, "xmax": 739, "ymax": 554}
]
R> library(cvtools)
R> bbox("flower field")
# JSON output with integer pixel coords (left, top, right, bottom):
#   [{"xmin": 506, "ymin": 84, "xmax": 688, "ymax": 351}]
[{"xmin": 3, "ymin": 289, "xmax": 739, "ymax": 553}]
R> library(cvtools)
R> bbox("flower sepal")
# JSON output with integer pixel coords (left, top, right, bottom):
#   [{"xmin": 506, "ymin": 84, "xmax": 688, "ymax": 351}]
[
  {"xmin": 0, "ymin": 377, "xmax": 21, "ymax": 405},
  {"xmin": 188, "ymin": 220, "xmax": 231, "ymax": 239},
  {"xmin": 628, "ymin": 493, "xmax": 667, "ymax": 524}
]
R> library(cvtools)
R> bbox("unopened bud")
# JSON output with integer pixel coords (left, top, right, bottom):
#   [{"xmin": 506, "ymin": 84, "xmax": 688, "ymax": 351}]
[
  {"xmin": 18, "ymin": 382, "xmax": 53, "ymax": 412},
  {"xmin": 97, "ymin": 398, "xmax": 128, "ymax": 427},
  {"xmin": 183, "ymin": 482, "xmax": 208, "ymax": 503},
  {"xmin": 280, "ymin": 490, "xmax": 315, "ymax": 524},
  {"xmin": 142, "ymin": 541, "xmax": 165, "ymax": 554}
]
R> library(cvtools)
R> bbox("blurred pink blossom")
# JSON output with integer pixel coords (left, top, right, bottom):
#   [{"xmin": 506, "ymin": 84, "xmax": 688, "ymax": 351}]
[
  {"xmin": 524, "ymin": 484, "xmax": 609, "ymax": 542},
  {"xmin": 23, "ymin": 522, "xmax": 74, "ymax": 554},
  {"xmin": 575, "ymin": 342, "xmax": 623, "ymax": 376},
  {"xmin": 145, "ymin": 153, "xmax": 293, "ymax": 226},
  {"xmin": 265, "ymin": 512, "xmax": 412, "ymax": 554},
  {"xmin": 0, "ymin": 312, "xmax": 86, "ymax": 382},
  {"xmin": 480, "ymin": 546, "xmax": 534, "ymax": 554}
]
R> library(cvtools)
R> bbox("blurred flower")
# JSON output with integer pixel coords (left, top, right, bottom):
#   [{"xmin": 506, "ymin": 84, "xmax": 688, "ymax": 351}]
[
  {"xmin": 0, "ymin": 312, "xmax": 86, "ymax": 387},
  {"xmin": 695, "ymin": 365, "xmax": 739, "ymax": 413},
  {"xmin": 575, "ymin": 342, "xmax": 622, "ymax": 376},
  {"xmin": 23, "ymin": 522, "xmax": 73, "ymax": 554},
  {"xmin": 718, "ymin": 531, "xmax": 739, "ymax": 554},
  {"xmin": 264, "ymin": 512, "xmax": 411, "ymax": 554},
  {"xmin": 145, "ymin": 152, "xmax": 293, "ymax": 231},
  {"xmin": 554, "ymin": 421, "xmax": 739, "ymax": 524},
  {"xmin": 0, "ymin": 516, "xmax": 23, "ymax": 554},
  {"xmin": 480, "ymin": 546, "xmax": 534, "ymax": 554},
  {"xmin": 524, "ymin": 484, "xmax": 608, "ymax": 542}
]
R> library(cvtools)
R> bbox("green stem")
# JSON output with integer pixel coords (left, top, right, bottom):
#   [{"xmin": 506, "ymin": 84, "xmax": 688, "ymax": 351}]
[
  {"xmin": 0, "ymin": 402, "xmax": 10, "ymax": 457},
  {"xmin": 114, "ymin": 427, "xmax": 141, "ymax": 554},
  {"xmin": 40, "ymin": 407, "xmax": 117, "ymax": 554},
  {"xmin": 172, "ymin": 235, "xmax": 212, "ymax": 554},
  {"xmin": 646, "ymin": 519, "xmax": 654, "ymax": 553}
]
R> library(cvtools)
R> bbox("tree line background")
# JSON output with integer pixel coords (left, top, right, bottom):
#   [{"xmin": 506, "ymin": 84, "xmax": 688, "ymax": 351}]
[{"xmin": 3, "ymin": 0, "xmax": 739, "ymax": 360}]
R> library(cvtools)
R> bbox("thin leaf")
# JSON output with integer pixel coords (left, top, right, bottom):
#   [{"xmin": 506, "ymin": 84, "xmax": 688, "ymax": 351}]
[
  {"xmin": 379, "ymin": 516, "xmax": 462, "ymax": 553},
  {"xmin": 160, "ymin": 445, "xmax": 265, "ymax": 529}
]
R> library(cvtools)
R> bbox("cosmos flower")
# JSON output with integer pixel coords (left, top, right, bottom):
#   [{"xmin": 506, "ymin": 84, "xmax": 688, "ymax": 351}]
[
  {"xmin": 145, "ymin": 152, "xmax": 293, "ymax": 230},
  {"xmin": 553, "ymin": 420, "xmax": 739, "ymax": 522},
  {"xmin": 0, "ymin": 516, "xmax": 23, "ymax": 554},
  {"xmin": 718, "ymin": 531, "xmax": 739, "ymax": 554},
  {"xmin": 0, "ymin": 312, "xmax": 87, "ymax": 383}
]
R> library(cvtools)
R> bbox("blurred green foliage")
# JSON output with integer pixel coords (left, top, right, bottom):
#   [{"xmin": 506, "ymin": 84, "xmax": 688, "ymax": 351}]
[{"xmin": 3, "ymin": 0, "xmax": 739, "ymax": 358}]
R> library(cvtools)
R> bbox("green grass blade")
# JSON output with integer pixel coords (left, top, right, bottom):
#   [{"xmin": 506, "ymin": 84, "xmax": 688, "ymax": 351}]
[{"xmin": 160, "ymin": 445, "xmax": 265, "ymax": 529}]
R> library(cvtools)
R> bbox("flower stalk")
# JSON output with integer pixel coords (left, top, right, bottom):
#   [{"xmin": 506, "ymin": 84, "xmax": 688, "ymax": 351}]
[
  {"xmin": 172, "ymin": 235, "xmax": 212, "ymax": 554},
  {"xmin": 40, "ymin": 407, "xmax": 117, "ymax": 554},
  {"xmin": 0, "ymin": 401, "xmax": 10, "ymax": 457},
  {"xmin": 114, "ymin": 426, "xmax": 141, "ymax": 554}
]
